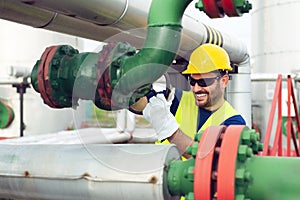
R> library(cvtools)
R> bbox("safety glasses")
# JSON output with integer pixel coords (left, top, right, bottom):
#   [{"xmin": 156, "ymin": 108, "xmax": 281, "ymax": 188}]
[{"xmin": 189, "ymin": 76, "xmax": 221, "ymax": 87}]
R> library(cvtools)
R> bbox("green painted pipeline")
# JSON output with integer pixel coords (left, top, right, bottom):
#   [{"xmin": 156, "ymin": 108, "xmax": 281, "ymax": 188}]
[
  {"xmin": 111, "ymin": 0, "xmax": 193, "ymax": 106},
  {"xmin": 246, "ymin": 156, "xmax": 300, "ymax": 200},
  {"xmin": 0, "ymin": 100, "xmax": 14, "ymax": 129}
]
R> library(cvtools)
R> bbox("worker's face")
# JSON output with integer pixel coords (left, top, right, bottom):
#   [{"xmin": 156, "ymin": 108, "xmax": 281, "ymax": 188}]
[{"xmin": 190, "ymin": 72, "xmax": 229, "ymax": 109}]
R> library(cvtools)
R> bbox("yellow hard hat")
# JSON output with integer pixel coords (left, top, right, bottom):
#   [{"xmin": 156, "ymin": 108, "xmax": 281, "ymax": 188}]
[{"xmin": 182, "ymin": 43, "xmax": 232, "ymax": 74}]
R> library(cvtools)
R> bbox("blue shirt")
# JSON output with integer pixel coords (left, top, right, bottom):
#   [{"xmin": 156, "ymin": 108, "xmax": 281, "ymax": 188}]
[{"xmin": 197, "ymin": 106, "xmax": 246, "ymax": 131}]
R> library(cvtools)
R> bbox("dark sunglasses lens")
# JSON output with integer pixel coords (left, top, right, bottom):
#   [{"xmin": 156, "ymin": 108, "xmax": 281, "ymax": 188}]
[
  {"xmin": 190, "ymin": 77, "xmax": 219, "ymax": 87},
  {"xmin": 203, "ymin": 78, "xmax": 216, "ymax": 86},
  {"xmin": 189, "ymin": 79, "xmax": 196, "ymax": 86}
]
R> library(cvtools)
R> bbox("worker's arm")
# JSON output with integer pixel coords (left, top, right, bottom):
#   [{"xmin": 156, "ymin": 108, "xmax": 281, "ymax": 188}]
[{"xmin": 168, "ymin": 129, "xmax": 194, "ymax": 158}]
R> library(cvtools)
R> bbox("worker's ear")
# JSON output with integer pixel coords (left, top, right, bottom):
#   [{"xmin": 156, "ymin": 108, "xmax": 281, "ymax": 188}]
[{"xmin": 220, "ymin": 74, "xmax": 229, "ymax": 88}]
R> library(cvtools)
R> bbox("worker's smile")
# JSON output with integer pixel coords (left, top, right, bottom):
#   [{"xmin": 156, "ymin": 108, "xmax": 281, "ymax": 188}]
[
  {"xmin": 196, "ymin": 93, "xmax": 207, "ymax": 98},
  {"xmin": 194, "ymin": 91, "xmax": 208, "ymax": 102}
]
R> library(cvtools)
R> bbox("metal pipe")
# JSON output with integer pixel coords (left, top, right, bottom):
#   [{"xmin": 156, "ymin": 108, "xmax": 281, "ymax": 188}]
[
  {"xmin": 0, "ymin": 144, "xmax": 180, "ymax": 200},
  {"xmin": 0, "ymin": 0, "xmax": 133, "ymax": 43},
  {"xmin": 0, "ymin": 0, "xmax": 249, "ymax": 56},
  {"xmin": 246, "ymin": 156, "xmax": 300, "ymax": 199},
  {"xmin": 251, "ymin": 73, "xmax": 300, "ymax": 82},
  {"xmin": 16, "ymin": 0, "xmax": 148, "ymax": 28},
  {"xmin": 0, "ymin": 78, "xmax": 25, "ymax": 85},
  {"xmin": 227, "ymin": 52, "xmax": 252, "ymax": 127},
  {"xmin": 0, "ymin": 127, "xmax": 158, "ymax": 146},
  {"xmin": 0, "ymin": 100, "xmax": 14, "ymax": 129},
  {"xmin": 207, "ymin": 33, "xmax": 252, "ymax": 126},
  {"xmin": 110, "ymin": 0, "xmax": 193, "ymax": 107}
]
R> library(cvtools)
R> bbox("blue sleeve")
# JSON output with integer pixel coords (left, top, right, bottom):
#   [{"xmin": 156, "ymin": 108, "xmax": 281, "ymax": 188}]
[
  {"xmin": 146, "ymin": 90, "xmax": 166, "ymax": 101},
  {"xmin": 146, "ymin": 88, "xmax": 182, "ymax": 116},
  {"xmin": 222, "ymin": 115, "xmax": 246, "ymax": 126},
  {"xmin": 170, "ymin": 88, "xmax": 182, "ymax": 116}
]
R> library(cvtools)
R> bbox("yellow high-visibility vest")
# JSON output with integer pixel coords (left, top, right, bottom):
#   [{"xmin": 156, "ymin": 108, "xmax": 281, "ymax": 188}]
[
  {"xmin": 174, "ymin": 91, "xmax": 198, "ymax": 138},
  {"xmin": 158, "ymin": 91, "xmax": 238, "ymax": 143},
  {"xmin": 175, "ymin": 91, "xmax": 238, "ymax": 135}
]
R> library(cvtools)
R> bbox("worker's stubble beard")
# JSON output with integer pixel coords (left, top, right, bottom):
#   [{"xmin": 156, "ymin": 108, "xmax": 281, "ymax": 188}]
[{"xmin": 194, "ymin": 81, "xmax": 223, "ymax": 110}]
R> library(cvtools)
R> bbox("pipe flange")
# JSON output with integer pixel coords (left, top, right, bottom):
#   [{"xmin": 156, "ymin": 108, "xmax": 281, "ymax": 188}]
[
  {"xmin": 196, "ymin": 0, "xmax": 252, "ymax": 18},
  {"xmin": 96, "ymin": 42, "xmax": 138, "ymax": 110},
  {"xmin": 196, "ymin": 0, "xmax": 224, "ymax": 18},
  {"xmin": 221, "ymin": 0, "xmax": 238, "ymax": 16},
  {"xmin": 193, "ymin": 126, "xmax": 226, "ymax": 200},
  {"xmin": 95, "ymin": 42, "xmax": 121, "ymax": 110},
  {"xmin": 221, "ymin": 0, "xmax": 252, "ymax": 17},
  {"xmin": 37, "ymin": 46, "xmax": 60, "ymax": 107},
  {"xmin": 34, "ymin": 45, "xmax": 79, "ymax": 108},
  {"xmin": 217, "ymin": 125, "xmax": 263, "ymax": 199},
  {"xmin": 217, "ymin": 125, "xmax": 245, "ymax": 199}
]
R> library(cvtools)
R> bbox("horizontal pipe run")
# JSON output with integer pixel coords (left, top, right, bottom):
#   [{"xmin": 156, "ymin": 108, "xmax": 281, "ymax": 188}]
[
  {"xmin": 247, "ymin": 156, "xmax": 300, "ymax": 200},
  {"xmin": 0, "ymin": 128, "xmax": 158, "ymax": 144},
  {"xmin": 251, "ymin": 73, "xmax": 300, "ymax": 82},
  {"xmin": 0, "ymin": 144, "xmax": 180, "ymax": 200}
]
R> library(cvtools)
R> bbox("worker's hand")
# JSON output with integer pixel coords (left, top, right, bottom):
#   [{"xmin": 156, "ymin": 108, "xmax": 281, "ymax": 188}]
[{"xmin": 143, "ymin": 94, "xmax": 179, "ymax": 140}]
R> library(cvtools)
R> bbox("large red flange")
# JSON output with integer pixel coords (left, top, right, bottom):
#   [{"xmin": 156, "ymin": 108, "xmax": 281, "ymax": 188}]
[
  {"xmin": 37, "ymin": 46, "xmax": 60, "ymax": 108},
  {"xmin": 96, "ymin": 42, "xmax": 123, "ymax": 110},
  {"xmin": 217, "ymin": 125, "xmax": 245, "ymax": 199},
  {"xmin": 194, "ymin": 126, "xmax": 226, "ymax": 200}
]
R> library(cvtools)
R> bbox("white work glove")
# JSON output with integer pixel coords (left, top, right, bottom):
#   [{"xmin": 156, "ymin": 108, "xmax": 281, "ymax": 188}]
[{"xmin": 143, "ymin": 93, "xmax": 179, "ymax": 140}]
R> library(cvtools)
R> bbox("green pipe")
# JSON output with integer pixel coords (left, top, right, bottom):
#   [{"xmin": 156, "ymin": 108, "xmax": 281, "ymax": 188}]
[
  {"xmin": 246, "ymin": 156, "xmax": 300, "ymax": 200},
  {"xmin": 0, "ymin": 100, "xmax": 14, "ymax": 129},
  {"xmin": 111, "ymin": 0, "xmax": 193, "ymax": 107},
  {"xmin": 31, "ymin": 0, "xmax": 193, "ymax": 109},
  {"xmin": 167, "ymin": 158, "xmax": 195, "ymax": 196},
  {"xmin": 31, "ymin": 45, "xmax": 100, "ymax": 107}
]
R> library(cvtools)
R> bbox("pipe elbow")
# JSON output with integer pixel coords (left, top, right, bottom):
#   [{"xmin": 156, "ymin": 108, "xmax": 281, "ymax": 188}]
[{"xmin": 110, "ymin": 0, "xmax": 193, "ymax": 108}]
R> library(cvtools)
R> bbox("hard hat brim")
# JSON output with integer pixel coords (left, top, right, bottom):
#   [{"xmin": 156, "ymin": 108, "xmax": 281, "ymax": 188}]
[
  {"xmin": 182, "ymin": 63, "xmax": 199, "ymax": 74},
  {"xmin": 182, "ymin": 63, "xmax": 233, "ymax": 74}
]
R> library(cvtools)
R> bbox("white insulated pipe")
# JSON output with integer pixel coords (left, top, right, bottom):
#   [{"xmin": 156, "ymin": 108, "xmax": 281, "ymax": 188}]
[
  {"xmin": 0, "ymin": 128, "xmax": 158, "ymax": 144},
  {"xmin": 1, "ymin": 0, "xmax": 247, "ymax": 59},
  {"xmin": 225, "ymin": 40, "xmax": 252, "ymax": 127},
  {"xmin": 0, "ymin": 144, "xmax": 180, "ymax": 200}
]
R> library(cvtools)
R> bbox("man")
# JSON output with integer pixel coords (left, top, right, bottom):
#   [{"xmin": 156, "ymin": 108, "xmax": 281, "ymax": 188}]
[{"xmin": 141, "ymin": 43, "xmax": 246, "ymax": 157}]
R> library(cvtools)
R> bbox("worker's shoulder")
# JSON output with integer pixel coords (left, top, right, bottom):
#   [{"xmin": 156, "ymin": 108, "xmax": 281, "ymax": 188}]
[{"xmin": 223, "ymin": 114, "xmax": 246, "ymax": 126}]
